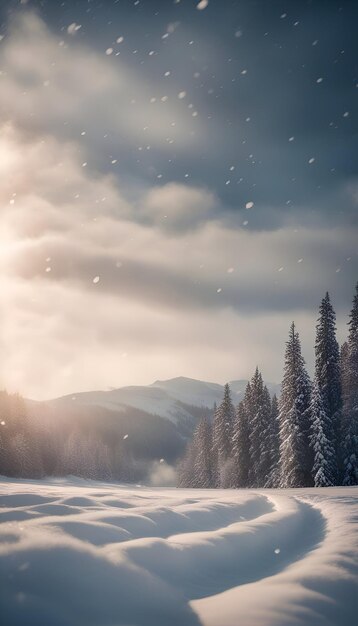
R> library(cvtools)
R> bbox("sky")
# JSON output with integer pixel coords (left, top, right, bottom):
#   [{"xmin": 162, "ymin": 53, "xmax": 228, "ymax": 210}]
[{"xmin": 0, "ymin": 0, "xmax": 357, "ymax": 400}]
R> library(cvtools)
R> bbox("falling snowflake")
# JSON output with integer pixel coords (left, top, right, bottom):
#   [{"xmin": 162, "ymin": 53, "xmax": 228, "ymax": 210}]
[
  {"xmin": 308, "ymin": 157, "xmax": 315, "ymax": 164},
  {"xmin": 116, "ymin": 36, "xmax": 124, "ymax": 43},
  {"xmin": 245, "ymin": 201, "xmax": 254, "ymax": 209},
  {"xmin": 67, "ymin": 23, "xmax": 82, "ymax": 35},
  {"xmin": 197, "ymin": 0, "xmax": 209, "ymax": 10},
  {"xmin": 274, "ymin": 548, "xmax": 281, "ymax": 554},
  {"xmin": 93, "ymin": 276, "xmax": 100, "ymax": 284},
  {"xmin": 123, "ymin": 434, "xmax": 129, "ymax": 440},
  {"xmin": 106, "ymin": 48, "xmax": 113, "ymax": 55}
]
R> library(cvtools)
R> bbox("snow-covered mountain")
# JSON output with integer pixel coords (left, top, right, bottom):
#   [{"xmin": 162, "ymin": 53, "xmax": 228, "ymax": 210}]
[
  {"xmin": 50, "ymin": 376, "xmax": 280, "ymax": 425},
  {"xmin": 25, "ymin": 377, "xmax": 280, "ymax": 468}
]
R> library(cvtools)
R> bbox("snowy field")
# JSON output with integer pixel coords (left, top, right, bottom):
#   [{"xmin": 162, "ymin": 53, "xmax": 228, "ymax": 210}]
[{"xmin": 0, "ymin": 478, "xmax": 357, "ymax": 626}]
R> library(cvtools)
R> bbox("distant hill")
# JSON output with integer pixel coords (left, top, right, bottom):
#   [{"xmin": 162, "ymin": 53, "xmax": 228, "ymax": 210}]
[
  {"xmin": 48, "ymin": 376, "xmax": 281, "ymax": 425},
  {"xmin": 26, "ymin": 377, "xmax": 280, "ymax": 469}
]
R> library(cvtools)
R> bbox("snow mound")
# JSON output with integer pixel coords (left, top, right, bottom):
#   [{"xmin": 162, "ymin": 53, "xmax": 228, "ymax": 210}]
[{"xmin": 0, "ymin": 478, "xmax": 357, "ymax": 626}]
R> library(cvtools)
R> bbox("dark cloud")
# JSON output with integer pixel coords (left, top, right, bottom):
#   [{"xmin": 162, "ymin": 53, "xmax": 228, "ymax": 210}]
[{"xmin": 0, "ymin": 2, "xmax": 357, "ymax": 398}]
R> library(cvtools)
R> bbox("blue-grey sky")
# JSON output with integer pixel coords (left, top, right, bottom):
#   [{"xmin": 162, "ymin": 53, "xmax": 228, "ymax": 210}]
[{"xmin": 0, "ymin": 0, "xmax": 357, "ymax": 399}]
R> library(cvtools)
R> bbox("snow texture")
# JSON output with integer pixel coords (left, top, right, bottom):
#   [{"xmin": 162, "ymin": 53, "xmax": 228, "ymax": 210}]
[{"xmin": 0, "ymin": 478, "xmax": 357, "ymax": 625}]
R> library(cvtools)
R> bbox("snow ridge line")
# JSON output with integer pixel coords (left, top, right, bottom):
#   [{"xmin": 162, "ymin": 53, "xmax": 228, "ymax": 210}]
[{"xmin": 103, "ymin": 494, "xmax": 325, "ymax": 600}]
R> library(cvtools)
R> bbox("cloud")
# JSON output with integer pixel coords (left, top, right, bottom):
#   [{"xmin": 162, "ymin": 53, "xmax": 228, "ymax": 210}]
[
  {"xmin": 142, "ymin": 183, "xmax": 218, "ymax": 232},
  {"xmin": 0, "ymin": 12, "xmax": 202, "ymax": 154},
  {"xmin": 0, "ymin": 122, "xmax": 355, "ymax": 399},
  {"xmin": 0, "ymin": 9, "xmax": 356, "ymax": 400}
]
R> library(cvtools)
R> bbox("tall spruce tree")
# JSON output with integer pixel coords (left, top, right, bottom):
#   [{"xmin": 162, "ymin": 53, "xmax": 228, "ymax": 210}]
[
  {"xmin": 232, "ymin": 400, "xmax": 250, "ymax": 487},
  {"xmin": 309, "ymin": 377, "xmax": 335, "ymax": 487},
  {"xmin": 339, "ymin": 342, "xmax": 350, "ymax": 477},
  {"xmin": 342, "ymin": 283, "xmax": 358, "ymax": 485},
  {"xmin": 247, "ymin": 370, "xmax": 272, "ymax": 487},
  {"xmin": 314, "ymin": 292, "xmax": 341, "ymax": 481},
  {"xmin": 194, "ymin": 417, "xmax": 215, "ymax": 488},
  {"xmin": 177, "ymin": 437, "xmax": 198, "ymax": 488},
  {"xmin": 279, "ymin": 323, "xmax": 312, "ymax": 487},
  {"xmin": 265, "ymin": 393, "xmax": 280, "ymax": 487},
  {"xmin": 213, "ymin": 383, "xmax": 235, "ymax": 487}
]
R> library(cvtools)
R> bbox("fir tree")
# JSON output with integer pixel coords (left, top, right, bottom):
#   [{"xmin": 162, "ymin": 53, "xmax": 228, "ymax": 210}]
[
  {"xmin": 279, "ymin": 323, "xmax": 312, "ymax": 487},
  {"xmin": 213, "ymin": 383, "xmax": 235, "ymax": 486},
  {"xmin": 248, "ymin": 370, "xmax": 271, "ymax": 487},
  {"xmin": 314, "ymin": 292, "xmax": 341, "ymax": 480},
  {"xmin": 342, "ymin": 283, "xmax": 358, "ymax": 485},
  {"xmin": 194, "ymin": 417, "xmax": 215, "ymax": 488},
  {"xmin": 177, "ymin": 437, "xmax": 198, "ymax": 488},
  {"xmin": 232, "ymin": 400, "xmax": 250, "ymax": 487},
  {"xmin": 265, "ymin": 393, "xmax": 280, "ymax": 487},
  {"xmin": 310, "ymin": 377, "xmax": 335, "ymax": 487}
]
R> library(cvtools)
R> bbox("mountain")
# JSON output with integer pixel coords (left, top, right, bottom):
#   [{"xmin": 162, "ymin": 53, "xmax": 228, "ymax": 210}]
[
  {"xmin": 49, "ymin": 376, "xmax": 280, "ymax": 425},
  {"xmin": 26, "ymin": 377, "xmax": 280, "ymax": 472}
]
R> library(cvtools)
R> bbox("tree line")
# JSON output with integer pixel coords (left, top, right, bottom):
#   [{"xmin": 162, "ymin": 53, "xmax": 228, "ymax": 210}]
[
  {"xmin": 0, "ymin": 394, "xmax": 139, "ymax": 482},
  {"xmin": 178, "ymin": 284, "xmax": 358, "ymax": 488}
]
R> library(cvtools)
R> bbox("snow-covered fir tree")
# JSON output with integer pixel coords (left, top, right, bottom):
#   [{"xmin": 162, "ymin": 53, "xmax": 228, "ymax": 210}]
[
  {"xmin": 279, "ymin": 323, "xmax": 312, "ymax": 488},
  {"xmin": 194, "ymin": 417, "xmax": 215, "ymax": 488},
  {"xmin": 232, "ymin": 398, "xmax": 251, "ymax": 487},
  {"xmin": 315, "ymin": 292, "xmax": 341, "ymax": 481},
  {"xmin": 309, "ymin": 377, "xmax": 335, "ymax": 487},
  {"xmin": 265, "ymin": 393, "xmax": 280, "ymax": 487},
  {"xmin": 177, "ymin": 433, "xmax": 199, "ymax": 488},
  {"xmin": 213, "ymin": 383, "xmax": 235, "ymax": 486},
  {"xmin": 342, "ymin": 283, "xmax": 358, "ymax": 485},
  {"xmin": 248, "ymin": 369, "xmax": 271, "ymax": 487}
]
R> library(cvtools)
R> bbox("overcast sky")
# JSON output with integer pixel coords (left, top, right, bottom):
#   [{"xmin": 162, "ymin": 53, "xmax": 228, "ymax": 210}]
[{"xmin": 0, "ymin": 0, "xmax": 357, "ymax": 400}]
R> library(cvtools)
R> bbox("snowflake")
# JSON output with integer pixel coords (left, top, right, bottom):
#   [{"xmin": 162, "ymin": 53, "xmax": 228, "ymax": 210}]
[
  {"xmin": 67, "ymin": 23, "xmax": 82, "ymax": 35},
  {"xmin": 197, "ymin": 0, "xmax": 209, "ymax": 10}
]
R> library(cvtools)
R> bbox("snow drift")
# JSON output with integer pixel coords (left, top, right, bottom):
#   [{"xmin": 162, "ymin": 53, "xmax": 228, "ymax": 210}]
[{"xmin": 0, "ymin": 478, "xmax": 357, "ymax": 626}]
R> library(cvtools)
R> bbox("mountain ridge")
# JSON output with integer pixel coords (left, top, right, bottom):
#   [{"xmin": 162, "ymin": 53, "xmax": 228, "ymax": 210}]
[{"xmin": 43, "ymin": 376, "xmax": 280, "ymax": 425}]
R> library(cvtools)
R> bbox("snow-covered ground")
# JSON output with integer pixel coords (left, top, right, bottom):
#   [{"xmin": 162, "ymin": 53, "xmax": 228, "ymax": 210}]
[{"xmin": 0, "ymin": 478, "xmax": 357, "ymax": 626}]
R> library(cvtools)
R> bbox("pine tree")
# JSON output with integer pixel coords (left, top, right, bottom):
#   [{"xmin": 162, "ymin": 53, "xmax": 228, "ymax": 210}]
[
  {"xmin": 339, "ymin": 342, "xmax": 350, "ymax": 477},
  {"xmin": 213, "ymin": 383, "xmax": 235, "ymax": 486},
  {"xmin": 194, "ymin": 417, "xmax": 215, "ymax": 488},
  {"xmin": 310, "ymin": 377, "xmax": 335, "ymax": 487},
  {"xmin": 232, "ymin": 400, "xmax": 250, "ymax": 487},
  {"xmin": 342, "ymin": 283, "xmax": 358, "ymax": 485},
  {"xmin": 314, "ymin": 292, "xmax": 341, "ymax": 481},
  {"xmin": 248, "ymin": 370, "xmax": 271, "ymax": 487},
  {"xmin": 279, "ymin": 322, "xmax": 312, "ymax": 487},
  {"xmin": 177, "ymin": 437, "xmax": 198, "ymax": 488},
  {"xmin": 265, "ymin": 393, "xmax": 280, "ymax": 487}
]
